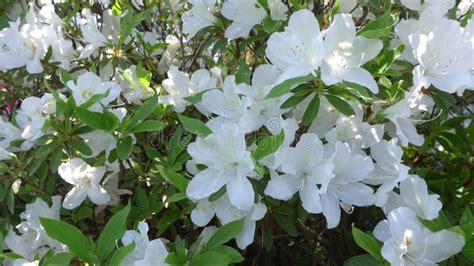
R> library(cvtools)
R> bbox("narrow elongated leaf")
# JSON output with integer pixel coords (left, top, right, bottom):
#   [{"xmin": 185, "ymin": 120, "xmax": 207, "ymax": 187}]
[
  {"xmin": 59, "ymin": 69, "xmax": 73, "ymax": 85},
  {"xmin": 325, "ymin": 94, "xmax": 355, "ymax": 116},
  {"xmin": 351, "ymin": 227, "xmax": 383, "ymax": 262},
  {"xmin": 117, "ymin": 135, "xmax": 133, "ymax": 160},
  {"xmin": 178, "ymin": 114, "xmax": 212, "ymax": 136},
  {"xmin": 266, "ymin": 75, "xmax": 314, "ymax": 99},
  {"xmin": 97, "ymin": 203, "xmax": 131, "ymax": 260},
  {"xmin": 129, "ymin": 120, "xmax": 165, "ymax": 133},
  {"xmin": 75, "ymin": 107, "xmax": 120, "ymax": 132},
  {"xmin": 205, "ymin": 219, "xmax": 245, "ymax": 251},
  {"xmin": 129, "ymin": 94, "xmax": 158, "ymax": 129},
  {"xmin": 40, "ymin": 218, "xmax": 97, "ymax": 264},
  {"xmin": 252, "ymin": 130, "xmax": 285, "ymax": 161},
  {"xmin": 302, "ymin": 95, "xmax": 320, "ymax": 126},
  {"xmin": 157, "ymin": 167, "xmax": 189, "ymax": 192},
  {"xmin": 42, "ymin": 252, "xmax": 72, "ymax": 266},
  {"xmin": 109, "ymin": 242, "xmax": 136, "ymax": 266}
]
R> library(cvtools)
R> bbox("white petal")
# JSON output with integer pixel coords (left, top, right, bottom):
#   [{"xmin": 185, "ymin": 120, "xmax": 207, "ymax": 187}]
[
  {"xmin": 264, "ymin": 173, "xmax": 300, "ymax": 200},
  {"xmin": 299, "ymin": 184, "xmax": 322, "ymax": 213},
  {"xmin": 191, "ymin": 201, "xmax": 215, "ymax": 226},
  {"xmin": 235, "ymin": 219, "xmax": 255, "ymax": 249},
  {"xmin": 87, "ymin": 185, "xmax": 111, "ymax": 205},
  {"xmin": 63, "ymin": 187, "xmax": 88, "ymax": 209},
  {"xmin": 341, "ymin": 68, "xmax": 379, "ymax": 93},
  {"xmin": 227, "ymin": 176, "xmax": 254, "ymax": 211},
  {"xmin": 423, "ymin": 230, "xmax": 465, "ymax": 263},
  {"xmin": 320, "ymin": 191, "xmax": 341, "ymax": 228},
  {"xmin": 336, "ymin": 183, "xmax": 375, "ymax": 206},
  {"xmin": 186, "ymin": 168, "xmax": 225, "ymax": 201}
]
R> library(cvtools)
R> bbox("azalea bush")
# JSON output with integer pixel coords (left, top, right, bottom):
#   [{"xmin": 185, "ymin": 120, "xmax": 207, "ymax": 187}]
[{"xmin": 0, "ymin": 0, "xmax": 473, "ymax": 265}]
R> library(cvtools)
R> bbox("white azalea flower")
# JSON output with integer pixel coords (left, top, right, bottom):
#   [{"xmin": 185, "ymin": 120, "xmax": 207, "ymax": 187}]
[
  {"xmin": 410, "ymin": 19, "xmax": 473, "ymax": 94},
  {"xmin": 320, "ymin": 14, "xmax": 382, "ymax": 93},
  {"xmin": 186, "ymin": 123, "xmax": 256, "ymax": 210},
  {"xmin": 319, "ymin": 142, "xmax": 375, "ymax": 228},
  {"xmin": 79, "ymin": 8, "xmax": 107, "ymax": 59},
  {"xmin": 67, "ymin": 72, "xmax": 121, "ymax": 111},
  {"xmin": 266, "ymin": 9, "xmax": 324, "ymax": 82},
  {"xmin": 236, "ymin": 64, "xmax": 288, "ymax": 134},
  {"xmin": 58, "ymin": 158, "xmax": 111, "ymax": 209},
  {"xmin": 201, "ymin": 75, "xmax": 252, "ymax": 132},
  {"xmin": 268, "ymin": 0, "xmax": 288, "ymax": 21},
  {"xmin": 265, "ymin": 133, "xmax": 334, "ymax": 213},
  {"xmin": 121, "ymin": 221, "xmax": 169, "ymax": 266},
  {"xmin": 325, "ymin": 102, "xmax": 384, "ymax": 149},
  {"xmin": 4, "ymin": 196, "xmax": 66, "ymax": 261},
  {"xmin": 221, "ymin": 0, "xmax": 266, "ymax": 40},
  {"xmin": 0, "ymin": 119, "xmax": 24, "ymax": 151},
  {"xmin": 182, "ymin": 0, "xmax": 216, "ymax": 40},
  {"xmin": 191, "ymin": 193, "xmax": 267, "ymax": 249},
  {"xmin": 382, "ymin": 87, "xmax": 431, "ymax": 147},
  {"xmin": 79, "ymin": 130, "xmax": 117, "ymax": 158},
  {"xmin": 365, "ymin": 139, "xmax": 410, "ymax": 206},
  {"xmin": 160, "ymin": 66, "xmax": 216, "ymax": 113},
  {"xmin": 374, "ymin": 207, "xmax": 464, "ymax": 266},
  {"xmin": 400, "ymin": 0, "xmax": 455, "ymax": 13},
  {"xmin": 384, "ymin": 175, "xmax": 442, "ymax": 220},
  {"xmin": 120, "ymin": 65, "xmax": 154, "ymax": 104},
  {"xmin": 0, "ymin": 20, "xmax": 45, "ymax": 74}
]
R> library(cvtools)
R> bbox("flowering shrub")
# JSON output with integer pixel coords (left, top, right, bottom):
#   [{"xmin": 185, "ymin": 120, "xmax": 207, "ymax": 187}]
[{"xmin": 0, "ymin": 0, "xmax": 473, "ymax": 265}]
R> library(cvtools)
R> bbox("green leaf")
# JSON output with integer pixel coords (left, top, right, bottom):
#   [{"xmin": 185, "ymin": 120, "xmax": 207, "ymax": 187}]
[
  {"xmin": 97, "ymin": 203, "xmax": 131, "ymax": 260},
  {"xmin": 351, "ymin": 226, "xmax": 383, "ymax": 262},
  {"xmin": 463, "ymin": 240, "xmax": 474, "ymax": 262},
  {"xmin": 205, "ymin": 219, "xmax": 245, "ymax": 251},
  {"xmin": 69, "ymin": 139, "xmax": 93, "ymax": 156},
  {"xmin": 80, "ymin": 89, "xmax": 111, "ymax": 109},
  {"xmin": 280, "ymin": 87, "xmax": 312, "ymax": 109},
  {"xmin": 117, "ymin": 135, "xmax": 133, "ymax": 161},
  {"xmin": 129, "ymin": 94, "xmax": 158, "ymax": 129},
  {"xmin": 40, "ymin": 218, "xmax": 97, "ymax": 264},
  {"xmin": 191, "ymin": 251, "xmax": 229, "ymax": 266},
  {"xmin": 156, "ymin": 167, "xmax": 189, "ymax": 192},
  {"xmin": 359, "ymin": 11, "xmax": 398, "ymax": 39},
  {"xmin": 136, "ymin": 63, "xmax": 152, "ymax": 88},
  {"xmin": 437, "ymin": 211, "xmax": 452, "ymax": 229},
  {"xmin": 266, "ymin": 74, "xmax": 314, "ymax": 99},
  {"xmin": 344, "ymin": 254, "xmax": 382, "ymax": 266},
  {"xmin": 42, "ymin": 252, "xmax": 72, "ymax": 266},
  {"xmin": 325, "ymin": 94, "xmax": 355, "ymax": 116},
  {"xmin": 302, "ymin": 95, "xmax": 320, "ymax": 126},
  {"xmin": 178, "ymin": 114, "xmax": 212, "ymax": 136},
  {"xmin": 59, "ymin": 69, "xmax": 73, "ymax": 85},
  {"xmin": 75, "ymin": 107, "xmax": 120, "ymax": 132},
  {"xmin": 183, "ymin": 89, "xmax": 211, "ymax": 104},
  {"xmin": 109, "ymin": 242, "xmax": 136, "ymax": 266},
  {"xmin": 252, "ymin": 130, "xmax": 285, "ymax": 161},
  {"xmin": 167, "ymin": 192, "xmax": 187, "ymax": 203},
  {"xmin": 372, "ymin": 44, "xmax": 405, "ymax": 74},
  {"xmin": 263, "ymin": 16, "xmax": 282, "ymax": 33},
  {"xmin": 129, "ymin": 120, "xmax": 165, "ymax": 133},
  {"xmin": 157, "ymin": 210, "xmax": 181, "ymax": 231},
  {"xmin": 235, "ymin": 61, "xmax": 250, "ymax": 84},
  {"xmin": 211, "ymin": 246, "xmax": 244, "ymax": 264},
  {"xmin": 274, "ymin": 215, "xmax": 298, "ymax": 237},
  {"xmin": 0, "ymin": 252, "xmax": 23, "ymax": 260}
]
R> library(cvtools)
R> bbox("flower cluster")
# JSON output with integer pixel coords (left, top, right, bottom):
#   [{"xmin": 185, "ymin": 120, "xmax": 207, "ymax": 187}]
[{"xmin": 0, "ymin": 0, "xmax": 472, "ymax": 265}]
